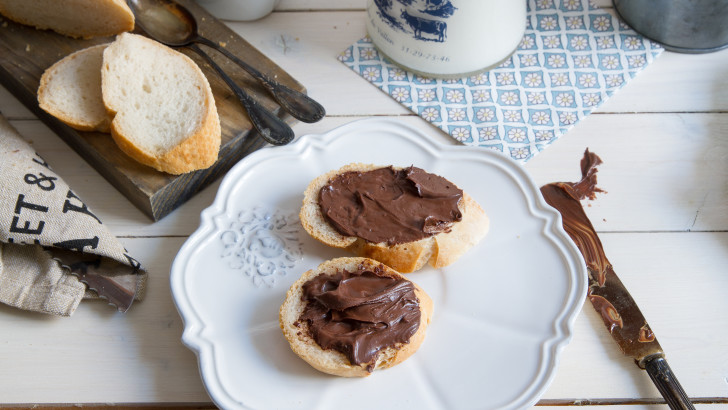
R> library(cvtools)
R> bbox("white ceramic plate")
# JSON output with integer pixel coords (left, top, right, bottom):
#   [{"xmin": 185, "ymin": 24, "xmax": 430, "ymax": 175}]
[{"xmin": 171, "ymin": 118, "xmax": 587, "ymax": 410}]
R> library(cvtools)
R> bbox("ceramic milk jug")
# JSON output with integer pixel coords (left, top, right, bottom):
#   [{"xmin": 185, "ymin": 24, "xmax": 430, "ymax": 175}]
[{"xmin": 366, "ymin": 0, "xmax": 526, "ymax": 77}]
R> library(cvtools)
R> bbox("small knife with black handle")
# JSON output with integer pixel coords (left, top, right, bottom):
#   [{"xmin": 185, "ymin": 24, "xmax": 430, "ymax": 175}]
[{"xmin": 540, "ymin": 149, "xmax": 694, "ymax": 410}]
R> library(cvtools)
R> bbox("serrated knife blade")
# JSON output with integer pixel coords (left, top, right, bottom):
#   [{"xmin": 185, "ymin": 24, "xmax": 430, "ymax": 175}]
[
  {"xmin": 540, "ymin": 149, "xmax": 694, "ymax": 410},
  {"xmin": 51, "ymin": 248, "xmax": 139, "ymax": 312}
]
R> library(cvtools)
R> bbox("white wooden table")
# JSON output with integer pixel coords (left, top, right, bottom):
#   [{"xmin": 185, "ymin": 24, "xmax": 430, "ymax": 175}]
[{"xmin": 1, "ymin": 1, "xmax": 727, "ymax": 408}]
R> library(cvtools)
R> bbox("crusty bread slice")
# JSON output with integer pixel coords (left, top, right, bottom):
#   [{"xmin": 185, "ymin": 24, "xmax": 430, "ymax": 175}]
[
  {"xmin": 101, "ymin": 33, "xmax": 221, "ymax": 175},
  {"xmin": 37, "ymin": 44, "xmax": 111, "ymax": 133},
  {"xmin": 0, "ymin": 0, "xmax": 134, "ymax": 39},
  {"xmin": 280, "ymin": 257, "xmax": 433, "ymax": 377},
  {"xmin": 300, "ymin": 163, "xmax": 490, "ymax": 273}
]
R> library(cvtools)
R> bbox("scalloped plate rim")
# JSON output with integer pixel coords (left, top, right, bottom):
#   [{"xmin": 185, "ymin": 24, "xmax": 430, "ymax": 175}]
[{"xmin": 170, "ymin": 117, "xmax": 587, "ymax": 410}]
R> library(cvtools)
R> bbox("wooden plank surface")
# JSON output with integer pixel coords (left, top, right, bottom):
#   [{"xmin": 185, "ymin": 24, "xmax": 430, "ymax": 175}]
[
  {"xmin": 224, "ymin": 10, "xmax": 728, "ymax": 116},
  {"xmin": 0, "ymin": 2, "xmax": 727, "ymax": 408},
  {"xmin": 8, "ymin": 110, "xmax": 728, "ymax": 237},
  {"xmin": 4, "ymin": 11, "xmax": 727, "ymax": 117},
  {"xmin": 0, "ymin": 0, "xmax": 306, "ymax": 221},
  {"xmin": 0, "ymin": 232, "xmax": 725, "ymax": 403},
  {"xmin": 273, "ymin": 0, "xmax": 619, "ymax": 11}
]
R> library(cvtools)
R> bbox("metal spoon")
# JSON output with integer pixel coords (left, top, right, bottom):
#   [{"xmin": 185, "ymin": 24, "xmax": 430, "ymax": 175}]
[
  {"xmin": 127, "ymin": 0, "xmax": 325, "ymax": 124},
  {"xmin": 192, "ymin": 45, "xmax": 294, "ymax": 145},
  {"xmin": 127, "ymin": 0, "xmax": 308, "ymax": 145}
]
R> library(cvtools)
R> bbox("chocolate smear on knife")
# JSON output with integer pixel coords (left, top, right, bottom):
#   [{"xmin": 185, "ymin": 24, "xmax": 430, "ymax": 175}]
[
  {"xmin": 540, "ymin": 149, "xmax": 663, "ymax": 365},
  {"xmin": 540, "ymin": 149, "xmax": 611, "ymax": 286},
  {"xmin": 541, "ymin": 150, "xmax": 695, "ymax": 410}
]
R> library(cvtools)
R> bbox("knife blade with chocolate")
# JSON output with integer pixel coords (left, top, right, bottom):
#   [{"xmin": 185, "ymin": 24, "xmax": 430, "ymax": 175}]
[{"xmin": 540, "ymin": 149, "xmax": 694, "ymax": 410}]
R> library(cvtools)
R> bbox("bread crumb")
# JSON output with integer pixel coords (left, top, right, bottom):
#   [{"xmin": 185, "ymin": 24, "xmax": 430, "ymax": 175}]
[
  {"xmin": 218, "ymin": 41, "xmax": 226, "ymax": 47},
  {"xmin": 25, "ymin": 44, "xmax": 30, "ymax": 52}
]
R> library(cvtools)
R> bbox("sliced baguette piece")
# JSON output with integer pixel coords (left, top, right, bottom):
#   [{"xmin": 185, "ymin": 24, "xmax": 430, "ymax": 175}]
[
  {"xmin": 300, "ymin": 163, "xmax": 490, "ymax": 273},
  {"xmin": 101, "ymin": 33, "xmax": 221, "ymax": 175},
  {"xmin": 37, "ymin": 44, "xmax": 111, "ymax": 133},
  {"xmin": 0, "ymin": 0, "xmax": 134, "ymax": 39},
  {"xmin": 280, "ymin": 257, "xmax": 433, "ymax": 377}
]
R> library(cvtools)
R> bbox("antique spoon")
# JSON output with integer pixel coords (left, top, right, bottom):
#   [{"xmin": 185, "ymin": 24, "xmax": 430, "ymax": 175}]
[
  {"xmin": 127, "ymin": 0, "xmax": 325, "ymax": 124},
  {"xmin": 127, "ymin": 0, "xmax": 305, "ymax": 145},
  {"xmin": 191, "ymin": 46, "xmax": 293, "ymax": 145}
]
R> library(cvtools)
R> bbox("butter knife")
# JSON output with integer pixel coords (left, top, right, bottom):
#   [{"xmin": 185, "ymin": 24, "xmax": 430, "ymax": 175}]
[{"xmin": 540, "ymin": 149, "xmax": 694, "ymax": 410}]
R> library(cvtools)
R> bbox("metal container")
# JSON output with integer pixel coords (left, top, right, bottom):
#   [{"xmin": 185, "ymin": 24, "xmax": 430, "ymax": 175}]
[{"xmin": 613, "ymin": 0, "xmax": 728, "ymax": 53}]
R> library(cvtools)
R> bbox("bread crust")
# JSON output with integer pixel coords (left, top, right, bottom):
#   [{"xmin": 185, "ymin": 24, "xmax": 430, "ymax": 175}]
[
  {"xmin": 37, "ymin": 44, "xmax": 112, "ymax": 133},
  {"xmin": 102, "ymin": 33, "xmax": 221, "ymax": 175},
  {"xmin": 300, "ymin": 163, "xmax": 490, "ymax": 273},
  {"xmin": 0, "ymin": 0, "xmax": 134, "ymax": 39},
  {"xmin": 107, "ymin": 98, "xmax": 221, "ymax": 174},
  {"xmin": 279, "ymin": 257, "xmax": 433, "ymax": 377}
]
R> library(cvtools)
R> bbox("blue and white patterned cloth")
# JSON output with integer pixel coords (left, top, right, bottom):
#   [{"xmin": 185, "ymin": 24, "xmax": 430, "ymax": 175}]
[{"xmin": 338, "ymin": 0, "xmax": 663, "ymax": 163}]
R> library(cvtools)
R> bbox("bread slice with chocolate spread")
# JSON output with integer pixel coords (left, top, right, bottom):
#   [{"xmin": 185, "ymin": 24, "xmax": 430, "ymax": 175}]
[
  {"xmin": 279, "ymin": 257, "xmax": 433, "ymax": 377},
  {"xmin": 300, "ymin": 163, "xmax": 490, "ymax": 273}
]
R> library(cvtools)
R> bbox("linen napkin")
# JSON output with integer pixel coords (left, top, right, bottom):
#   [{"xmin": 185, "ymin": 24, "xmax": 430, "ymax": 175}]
[
  {"xmin": 0, "ymin": 114, "xmax": 146, "ymax": 316},
  {"xmin": 339, "ymin": 0, "xmax": 663, "ymax": 163}
]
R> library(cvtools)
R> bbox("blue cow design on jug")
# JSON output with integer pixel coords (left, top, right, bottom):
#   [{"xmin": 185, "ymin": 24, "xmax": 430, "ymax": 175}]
[
  {"xmin": 374, "ymin": 0, "xmax": 455, "ymax": 43},
  {"xmin": 367, "ymin": 0, "xmax": 526, "ymax": 77},
  {"xmin": 401, "ymin": 8, "xmax": 449, "ymax": 42}
]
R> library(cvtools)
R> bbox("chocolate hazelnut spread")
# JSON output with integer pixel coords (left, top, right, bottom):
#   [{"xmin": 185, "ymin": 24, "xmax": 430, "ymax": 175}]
[
  {"xmin": 298, "ymin": 263, "xmax": 420, "ymax": 371},
  {"xmin": 540, "ymin": 149, "xmax": 663, "ymax": 366},
  {"xmin": 318, "ymin": 166, "xmax": 463, "ymax": 245}
]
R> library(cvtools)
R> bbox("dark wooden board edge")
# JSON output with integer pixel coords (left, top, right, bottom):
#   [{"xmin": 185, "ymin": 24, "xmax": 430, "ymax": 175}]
[{"xmin": 0, "ymin": 0, "xmax": 305, "ymax": 221}]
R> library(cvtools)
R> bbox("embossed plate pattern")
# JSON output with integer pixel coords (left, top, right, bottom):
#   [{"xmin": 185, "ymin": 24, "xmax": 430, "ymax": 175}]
[{"xmin": 170, "ymin": 118, "xmax": 587, "ymax": 409}]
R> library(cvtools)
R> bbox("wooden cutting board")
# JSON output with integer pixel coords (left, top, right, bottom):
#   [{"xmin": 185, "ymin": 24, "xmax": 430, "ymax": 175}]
[{"xmin": 0, "ymin": 0, "xmax": 305, "ymax": 221}]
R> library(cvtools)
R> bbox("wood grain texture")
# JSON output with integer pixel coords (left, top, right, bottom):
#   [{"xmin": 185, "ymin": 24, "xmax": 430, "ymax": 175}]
[
  {"xmin": 224, "ymin": 11, "xmax": 728, "ymax": 117},
  {"xmin": 273, "ymin": 0, "xmax": 619, "ymax": 9},
  {"xmin": 0, "ymin": 0, "xmax": 306, "ymax": 220},
  {"xmin": 0, "ymin": 233, "xmax": 725, "ymax": 403},
  {"xmin": 8, "ymin": 111, "xmax": 728, "ymax": 237},
  {"xmin": 0, "ymin": 2, "xmax": 727, "ymax": 407}
]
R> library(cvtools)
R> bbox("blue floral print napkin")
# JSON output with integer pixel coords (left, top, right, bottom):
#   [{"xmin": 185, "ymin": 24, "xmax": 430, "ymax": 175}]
[{"xmin": 338, "ymin": 0, "xmax": 663, "ymax": 163}]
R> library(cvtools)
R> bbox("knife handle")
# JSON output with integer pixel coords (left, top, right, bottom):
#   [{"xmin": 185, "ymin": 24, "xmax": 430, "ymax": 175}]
[{"xmin": 644, "ymin": 356, "xmax": 695, "ymax": 410}]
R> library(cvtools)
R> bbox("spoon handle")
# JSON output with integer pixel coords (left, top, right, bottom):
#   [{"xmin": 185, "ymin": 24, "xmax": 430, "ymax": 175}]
[
  {"xmin": 195, "ymin": 36, "xmax": 325, "ymax": 123},
  {"xmin": 189, "ymin": 44, "xmax": 294, "ymax": 146}
]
